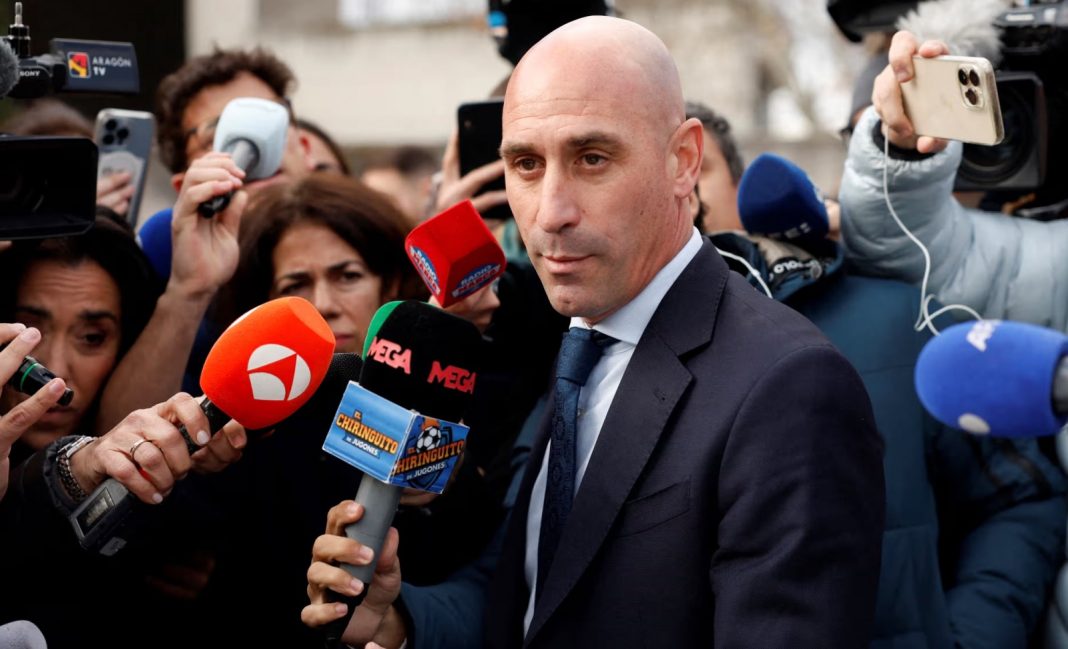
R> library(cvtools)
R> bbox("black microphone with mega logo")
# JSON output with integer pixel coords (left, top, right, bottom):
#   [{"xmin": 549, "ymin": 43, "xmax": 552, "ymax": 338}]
[{"xmin": 321, "ymin": 300, "xmax": 483, "ymax": 648}]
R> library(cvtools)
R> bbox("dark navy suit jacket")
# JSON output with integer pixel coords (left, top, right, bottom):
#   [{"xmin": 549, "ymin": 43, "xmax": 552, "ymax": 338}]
[{"xmin": 483, "ymin": 241, "xmax": 886, "ymax": 648}]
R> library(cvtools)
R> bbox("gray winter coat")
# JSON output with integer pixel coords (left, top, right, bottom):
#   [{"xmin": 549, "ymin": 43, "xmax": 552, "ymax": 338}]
[{"xmin": 839, "ymin": 106, "xmax": 1068, "ymax": 331}]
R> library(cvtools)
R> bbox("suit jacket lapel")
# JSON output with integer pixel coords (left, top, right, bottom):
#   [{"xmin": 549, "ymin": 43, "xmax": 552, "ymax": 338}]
[{"xmin": 525, "ymin": 241, "xmax": 730, "ymax": 642}]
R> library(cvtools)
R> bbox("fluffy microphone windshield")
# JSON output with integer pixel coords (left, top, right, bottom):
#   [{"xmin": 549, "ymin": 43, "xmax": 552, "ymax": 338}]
[
  {"xmin": 897, "ymin": 0, "xmax": 1007, "ymax": 62},
  {"xmin": 0, "ymin": 40, "xmax": 18, "ymax": 99}
]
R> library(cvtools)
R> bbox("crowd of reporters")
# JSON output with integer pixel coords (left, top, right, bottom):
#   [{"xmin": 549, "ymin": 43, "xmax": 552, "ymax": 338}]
[{"xmin": 1, "ymin": 2, "xmax": 1068, "ymax": 648}]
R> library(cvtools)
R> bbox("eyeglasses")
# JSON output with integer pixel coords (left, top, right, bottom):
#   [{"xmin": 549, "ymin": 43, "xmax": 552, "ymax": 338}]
[{"xmin": 183, "ymin": 96, "xmax": 294, "ymax": 160}]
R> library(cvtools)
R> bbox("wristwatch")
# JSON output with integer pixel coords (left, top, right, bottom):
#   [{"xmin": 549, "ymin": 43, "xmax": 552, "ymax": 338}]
[{"xmin": 56, "ymin": 435, "xmax": 94, "ymax": 502}]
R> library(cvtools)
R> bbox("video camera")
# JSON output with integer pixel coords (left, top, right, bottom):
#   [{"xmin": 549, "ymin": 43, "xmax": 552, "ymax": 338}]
[
  {"xmin": 1, "ymin": 0, "xmax": 139, "ymax": 240},
  {"xmin": 957, "ymin": 0, "xmax": 1068, "ymax": 220}
]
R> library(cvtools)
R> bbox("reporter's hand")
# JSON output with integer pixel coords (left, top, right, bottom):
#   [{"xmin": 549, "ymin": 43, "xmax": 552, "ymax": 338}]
[
  {"xmin": 873, "ymin": 30, "xmax": 951, "ymax": 154},
  {"xmin": 302, "ymin": 501, "xmax": 406, "ymax": 647},
  {"xmin": 190, "ymin": 418, "xmax": 248, "ymax": 474},
  {"xmin": 169, "ymin": 152, "xmax": 248, "ymax": 301},
  {"xmin": 433, "ymin": 129, "xmax": 509, "ymax": 217},
  {"xmin": 0, "ymin": 324, "xmax": 67, "ymax": 502},
  {"xmin": 97, "ymin": 171, "xmax": 136, "ymax": 217},
  {"xmin": 429, "ymin": 282, "xmax": 501, "ymax": 334},
  {"xmin": 69, "ymin": 392, "xmax": 217, "ymax": 504}
]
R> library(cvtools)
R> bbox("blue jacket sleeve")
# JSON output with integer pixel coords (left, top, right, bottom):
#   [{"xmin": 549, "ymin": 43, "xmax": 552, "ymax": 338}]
[{"xmin": 929, "ymin": 427, "xmax": 1067, "ymax": 649}]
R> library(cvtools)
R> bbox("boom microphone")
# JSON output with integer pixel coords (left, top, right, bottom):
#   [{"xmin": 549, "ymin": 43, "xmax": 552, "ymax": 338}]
[
  {"xmin": 738, "ymin": 153, "xmax": 829, "ymax": 242},
  {"xmin": 321, "ymin": 300, "xmax": 483, "ymax": 647},
  {"xmin": 406, "ymin": 199, "xmax": 506, "ymax": 307},
  {"xmin": 197, "ymin": 97, "xmax": 289, "ymax": 218},
  {"xmin": 71, "ymin": 297, "xmax": 335, "ymax": 555},
  {"xmin": 915, "ymin": 320, "xmax": 1068, "ymax": 438}
]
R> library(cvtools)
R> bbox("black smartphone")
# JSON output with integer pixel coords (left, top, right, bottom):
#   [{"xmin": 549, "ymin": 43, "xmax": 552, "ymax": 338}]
[
  {"xmin": 457, "ymin": 99, "xmax": 512, "ymax": 221},
  {"xmin": 0, "ymin": 136, "xmax": 98, "ymax": 240}
]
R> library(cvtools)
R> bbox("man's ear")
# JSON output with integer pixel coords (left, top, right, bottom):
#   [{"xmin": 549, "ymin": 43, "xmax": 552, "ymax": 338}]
[
  {"xmin": 170, "ymin": 172, "xmax": 185, "ymax": 194},
  {"xmin": 670, "ymin": 117, "xmax": 704, "ymax": 199}
]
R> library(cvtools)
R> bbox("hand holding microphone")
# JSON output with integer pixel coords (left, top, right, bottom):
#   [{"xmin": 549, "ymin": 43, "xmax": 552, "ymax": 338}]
[
  {"xmin": 70, "ymin": 297, "xmax": 336, "ymax": 555},
  {"xmin": 0, "ymin": 323, "xmax": 68, "ymax": 503},
  {"xmin": 317, "ymin": 300, "xmax": 483, "ymax": 647},
  {"xmin": 195, "ymin": 97, "xmax": 289, "ymax": 218}
]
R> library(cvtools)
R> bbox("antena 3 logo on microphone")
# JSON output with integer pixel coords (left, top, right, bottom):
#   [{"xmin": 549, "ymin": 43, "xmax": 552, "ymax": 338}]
[
  {"xmin": 200, "ymin": 297, "xmax": 335, "ymax": 430},
  {"xmin": 247, "ymin": 344, "xmax": 311, "ymax": 401}
]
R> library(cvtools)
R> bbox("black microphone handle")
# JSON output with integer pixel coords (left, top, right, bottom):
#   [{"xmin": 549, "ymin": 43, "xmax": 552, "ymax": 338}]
[
  {"xmin": 322, "ymin": 475, "xmax": 403, "ymax": 649},
  {"xmin": 1054, "ymin": 355, "xmax": 1068, "ymax": 416},
  {"xmin": 197, "ymin": 139, "xmax": 258, "ymax": 218},
  {"xmin": 69, "ymin": 398, "xmax": 231, "ymax": 555}
]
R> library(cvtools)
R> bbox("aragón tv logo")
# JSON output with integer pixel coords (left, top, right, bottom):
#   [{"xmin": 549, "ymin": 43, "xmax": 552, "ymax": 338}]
[{"xmin": 246, "ymin": 344, "xmax": 311, "ymax": 401}]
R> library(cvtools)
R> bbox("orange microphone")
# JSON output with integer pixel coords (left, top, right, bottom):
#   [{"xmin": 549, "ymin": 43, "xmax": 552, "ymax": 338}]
[
  {"xmin": 71, "ymin": 297, "xmax": 335, "ymax": 555},
  {"xmin": 406, "ymin": 199, "xmax": 506, "ymax": 307}
]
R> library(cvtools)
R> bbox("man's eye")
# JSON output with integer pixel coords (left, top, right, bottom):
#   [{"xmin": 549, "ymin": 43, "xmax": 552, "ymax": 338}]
[
  {"xmin": 516, "ymin": 158, "xmax": 539, "ymax": 172},
  {"xmin": 583, "ymin": 154, "xmax": 605, "ymax": 166}
]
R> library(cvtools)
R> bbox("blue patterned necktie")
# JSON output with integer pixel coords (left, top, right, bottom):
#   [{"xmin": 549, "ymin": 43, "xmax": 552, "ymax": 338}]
[{"xmin": 537, "ymin": 327, "xmax": 615, "ymax": 594}]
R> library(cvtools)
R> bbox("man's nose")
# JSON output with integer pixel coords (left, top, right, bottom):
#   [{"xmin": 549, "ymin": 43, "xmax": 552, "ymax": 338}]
[{"xmin": 535, "ymin": 166, "xmax": 581, "ymax": 234}]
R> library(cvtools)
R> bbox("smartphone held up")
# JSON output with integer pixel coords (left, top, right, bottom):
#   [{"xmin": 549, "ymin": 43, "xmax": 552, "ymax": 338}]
[{"xmin": 901, "ymin": 55, "xmax": 1004, "ymax": 146}]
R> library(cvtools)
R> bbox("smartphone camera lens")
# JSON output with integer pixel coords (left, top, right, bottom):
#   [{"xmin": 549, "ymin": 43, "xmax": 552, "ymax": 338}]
[
  {"xmin": 958, "ymin": 69, "xmax": 969, "ymax": 85},
  {"xmin": 102, "ymin": 134, "xmax": 115, "ymax": 146},
  {"xmin": 116, "ymin": 127, "xmax": 129, "ymax": 141},
  {"xmin": 104, "ymin": 119, "xmax": 118, "ymax": 131},
  {"xmin": 969, "ymin": 69, "xmax": 980, "ymax": 86},
  {"xmin": 965, "ymin": 88, "xmax": 979, "ymax": 106}
]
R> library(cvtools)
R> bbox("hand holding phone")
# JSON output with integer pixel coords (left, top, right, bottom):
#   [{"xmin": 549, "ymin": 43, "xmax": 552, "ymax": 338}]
[
  {"xmin": 875, "ymin": 31, "xmax": 1003, "ymax": 153},
  {"xmin": 456, "ymin": 99, "xmax": 512, "ymax": 221}
]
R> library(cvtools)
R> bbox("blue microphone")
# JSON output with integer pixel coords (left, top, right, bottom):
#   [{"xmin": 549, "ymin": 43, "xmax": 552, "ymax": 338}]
[
  {"xmin": 135, "ymin": 208, "xmax": 174, "ymax": 281},
  {"xmin": 738, "ymin": 153, "xmax": 828, "ymax": 241},
  {"xmin": 914, "ymin": 320, "xmax": 1068, "ymax": 438}
]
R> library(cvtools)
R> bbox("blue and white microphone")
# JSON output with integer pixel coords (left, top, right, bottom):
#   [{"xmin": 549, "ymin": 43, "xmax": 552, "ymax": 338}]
[
  {"xmin": 915, "ymin": 320, "xmax": 1068, "ymax": 438},
  {"xmin": 738, "ymin": 153, "xmax": 829, "ymax": 242}
]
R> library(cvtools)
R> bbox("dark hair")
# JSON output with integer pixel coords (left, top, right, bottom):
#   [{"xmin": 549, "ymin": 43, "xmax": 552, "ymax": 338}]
[
  {"xmin": 296, "ymin": 118, "xmax": 351, "ymax": 175},
  {"xmin": 0, "ymin": 209, "xmax": 162, "ymax": 357},
  {"xmin": 219, "ymin": 174, "xmax": 425, "ymax": 324},
  {"xmin": 155, "ymin": 47, "xmax": 296, "ymax": 174},
  {"xmin": 685, "ymin": 101, "xmax": 745, "ymax": 186},
  {"xmin": 0, "ymin": 98, "xmax": 93, "ymax": 137}
]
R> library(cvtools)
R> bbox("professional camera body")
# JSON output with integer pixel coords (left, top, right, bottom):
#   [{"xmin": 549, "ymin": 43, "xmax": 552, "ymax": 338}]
[
  {"xmin": 958, "ymin": 1, "xmax": 1068, "ymax": 219},
  {"xmin": 0, "ymin": 1, "xmax": 139, "ymax": 240}
]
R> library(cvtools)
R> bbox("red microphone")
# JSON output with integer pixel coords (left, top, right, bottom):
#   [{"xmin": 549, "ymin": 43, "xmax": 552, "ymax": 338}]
[
  {"xmin": 71, "ymin": 297, "xmax": 335, "ymax": 555},
  {"xmin": 406, "ymin": 199, "xmax": 506, "ymax": 307}
]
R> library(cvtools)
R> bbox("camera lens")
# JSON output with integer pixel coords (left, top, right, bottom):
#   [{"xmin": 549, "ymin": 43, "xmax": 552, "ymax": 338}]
[
  {"xmin": 969, "ymin": 69, "xmax": 980, "ymax": 86},
  {"xmin": 958, "ymin": 69, "xmax": 968, "ymax": 85},
  {"xmin": 102, "ymin": 134, "xmax": 115, "ymax": 146},
  {"xmin": 105, "ymin": 119, "xmax": 117, "ymax": 131},
  {"xmin": 116, "ymin": 127, "xmax": 129, "ymax": 141},
  {"xmin": 965, "ymin": 88, "xmax": 979, "ymax": 105}
]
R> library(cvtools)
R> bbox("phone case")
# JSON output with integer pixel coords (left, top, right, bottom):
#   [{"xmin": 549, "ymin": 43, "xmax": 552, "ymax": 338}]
[
  {"xmin": 94, "ymin": 109, "xmax": 156, "ymax": 226},
  {"xmin": 900, "ymin": 55, "xmax": 1004, "ymax": 146}
]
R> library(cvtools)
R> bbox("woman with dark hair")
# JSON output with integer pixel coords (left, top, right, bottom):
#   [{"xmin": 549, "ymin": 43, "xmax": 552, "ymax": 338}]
[
  {"xmin": 222, "ymin": 172, "xmax": 423, "ymax": 353},
  {"xmin": 0, "ymin": 210, "xmax": 160, "ymax": 463}
]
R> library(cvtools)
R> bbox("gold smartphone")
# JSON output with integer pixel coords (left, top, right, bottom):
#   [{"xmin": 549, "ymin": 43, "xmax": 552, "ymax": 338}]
[{"xmin": 900, "ymin": 55, "xmax": 1004, "ymax": 145}]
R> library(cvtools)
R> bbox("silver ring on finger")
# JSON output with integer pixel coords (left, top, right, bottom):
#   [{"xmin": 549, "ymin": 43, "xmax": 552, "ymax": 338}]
[{"xmin": 129, "ymin": 438, "xmax": 152, "ymax": 464}]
